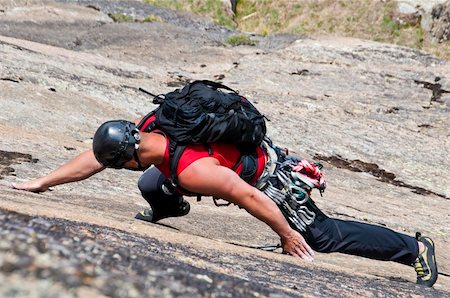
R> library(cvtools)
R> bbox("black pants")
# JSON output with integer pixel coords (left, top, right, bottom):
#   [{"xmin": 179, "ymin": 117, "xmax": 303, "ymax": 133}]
[
  {"xmin": 138, "ymin": 167, "xmax": 419, "ymax": 265},
  {"xmin": 303, "ymin": 206, "xmax": 418, "ymax": 265},
  {"xmin": 138, "ymin": 166, "xmax": 167, "ymax": 198},
  {"xmin": 138, "ymin": 166, "xmax": 186, "ymax": 217}
]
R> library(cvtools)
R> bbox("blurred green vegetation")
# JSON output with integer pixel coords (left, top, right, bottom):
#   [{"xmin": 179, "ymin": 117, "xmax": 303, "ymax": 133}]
[
  {"xmin": 142, "ymin": 0, "xmax": 450, "ymax": 59},
  {"xmin": 108, "ymin": 13, "xmax": 135, "ymax": 22},
  {"xmin": 109, "ymin": 12, "xmax": 162, "ymax": 23},
  {"xmin": 225, "ymin": 34, "xmax": 257, "ymax": 46}
]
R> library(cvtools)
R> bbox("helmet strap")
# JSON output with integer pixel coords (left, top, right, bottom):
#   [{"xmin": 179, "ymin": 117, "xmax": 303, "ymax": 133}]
[
  {"xmin": 133, "ymin": 149, "xmax": 146, "ymax": 171},
  {"xmin": 128, "ymin": 129, "xmax": 148, "ymax": 171}
]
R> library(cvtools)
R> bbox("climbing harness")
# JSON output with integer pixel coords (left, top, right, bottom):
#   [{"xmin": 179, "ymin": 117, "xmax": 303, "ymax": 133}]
[{"xmin": 258, "ymin": 140, "xmax": 325, "ymax": 232}]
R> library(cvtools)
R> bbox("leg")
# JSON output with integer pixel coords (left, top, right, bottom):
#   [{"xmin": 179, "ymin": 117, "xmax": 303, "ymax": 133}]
[
  {"xmin": 264, "ymin": 152, "xmax": 437, "ymax": 286},
  {"xmin": 301, "ymin": 207, "xmax": 438, "ymax": 286},
  {"xmin": 303, "ymin": 210, "xmax": 418, "ymax": 265},
  {"xmin": 136, "ymin": 166, "xmax": 190, "ymax": 222}
]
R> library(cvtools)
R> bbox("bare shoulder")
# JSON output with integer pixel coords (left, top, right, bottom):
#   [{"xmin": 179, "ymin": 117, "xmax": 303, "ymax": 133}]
[
  {"xmin": 178, "ymin": 157, "xmax": 220, "ymax": 186},
  {"xmin": 178, "ymin": 157, "xmax": 251, "ymax": 198}
]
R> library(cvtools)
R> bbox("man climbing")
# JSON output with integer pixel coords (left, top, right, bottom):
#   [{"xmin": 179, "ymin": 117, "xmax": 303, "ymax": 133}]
[{"xmin": 12, "ymin": 81, "xmax": 438, "ymax": 287}]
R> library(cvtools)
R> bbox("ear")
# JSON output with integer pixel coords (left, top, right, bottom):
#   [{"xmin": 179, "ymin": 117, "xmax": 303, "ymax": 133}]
[
  {"xmin": 132, "ymin": 129, "xmax": 141, "ymax": 142},
  {"xmin": 123, "ymin": 159, "xmax": 140, "ymax": 170}
]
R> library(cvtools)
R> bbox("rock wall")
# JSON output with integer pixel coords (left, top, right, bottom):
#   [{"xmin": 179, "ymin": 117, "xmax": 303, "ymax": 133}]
[
  {"xmin": 1, "ymin": 0, "xmax": 450, "ymax": 294},
  {"xmin": 430, "ymin": 1, "xmax": 450, "ymax": 42},
  {"xmin": 395, "ymin": 0, "xmax": 450, "ymax": 42}
]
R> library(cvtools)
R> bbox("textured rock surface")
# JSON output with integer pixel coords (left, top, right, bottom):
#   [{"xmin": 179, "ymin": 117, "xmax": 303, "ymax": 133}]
[
  {"xmin": 1, "ymin": 209, "xmax": 448, "ymax": 297},
  {"xmin": 0, "ymin": 0, "xmax": 449, "ymax": 296},
  {"xmin": 398, "ymin": 0, "xmax": 448, "ymax": 13},
  {"xmin": 430, "ymin": 1, "xmax": 450, "ymax": 42},
  {"xmin": 396, "ymin": 0, "xmax": 450, "ymax": 38}
]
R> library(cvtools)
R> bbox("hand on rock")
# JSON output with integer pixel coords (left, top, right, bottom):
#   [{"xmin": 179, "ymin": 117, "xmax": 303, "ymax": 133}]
[
  {"xmin": 11, "ymin": 179, "xmax": 49, "ymax": 193},
  {"xmin": 281, "ymin": 229, "xmax": 315, "ymax": 262}
]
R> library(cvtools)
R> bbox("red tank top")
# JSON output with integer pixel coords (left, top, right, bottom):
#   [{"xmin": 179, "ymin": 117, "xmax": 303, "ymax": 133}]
[{"xmin": 139, "ymin": 115, "xmax": 267, "ymax": 185}]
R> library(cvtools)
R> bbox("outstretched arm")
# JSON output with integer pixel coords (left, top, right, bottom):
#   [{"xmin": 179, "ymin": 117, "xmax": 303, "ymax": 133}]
[
  {"xmin": 178, "ymin": 157, "xmax": 315, "ymax": 261},
  {"xmin": 12, "ymin": 149, "xmax": 105, "ymax": 193}
]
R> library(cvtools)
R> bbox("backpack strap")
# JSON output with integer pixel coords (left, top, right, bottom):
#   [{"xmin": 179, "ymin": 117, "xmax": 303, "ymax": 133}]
[
  {"xmin": 190, "ymin": 80, "xmax": 239, "ymax": 94},
  {"xmin": 168, "ymin": 142, "xmax": 185, "ymax": 188},
  {"xmin": 168, "ymin": 142, "xmax": 198, "ymax": 197},
  {"xmin": 137, "ymin": 109, "xmax": 158, "ymax": 132},
  {"xmin": 231, "ymin": 151, "xmax": 258, "ymax": 183}
]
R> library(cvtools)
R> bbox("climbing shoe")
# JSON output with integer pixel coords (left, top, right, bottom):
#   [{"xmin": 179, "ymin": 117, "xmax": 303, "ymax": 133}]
[
  {"xmin": 135, "ymin": 208, "xmax": 157, "ymax": 223},
  {"xmin": 413, "ymin": 232, "xmax": 438, "ymax": 287},
  {"xmin": 135, "ymin": 198, "xmax": 190, "ymax": 223}
]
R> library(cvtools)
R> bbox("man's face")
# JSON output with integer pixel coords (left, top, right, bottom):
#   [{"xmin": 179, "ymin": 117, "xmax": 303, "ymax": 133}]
[{"xmin": 121, "ymin": 158, "xmax": 140, "ymax": 171}]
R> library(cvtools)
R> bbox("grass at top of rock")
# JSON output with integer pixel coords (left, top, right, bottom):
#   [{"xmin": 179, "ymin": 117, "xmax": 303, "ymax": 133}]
[
  {"xmin": 236, "ymin": 0, "xmax": 427, "ymax": 48},
  {"xmin": 108, "ymin": 12, "xmax": 162, "ymax": 23},
  {"xmin": 225, "ymin": 34, "xmax": 257, "ymax": 46},
  {"xmin": 142, "ymin": 14, "xmax": 162, "ymax": 22},
  {"xmin": 144, "ymin": 0, "xmax": 236, "ymax": 27},
  {"xmin": 108, "ymin": 13, "xmax": 135, "ymax": 22},
  {"xmin": 141, "ymin": 0, "xmax": 450, "ymax": 60}
]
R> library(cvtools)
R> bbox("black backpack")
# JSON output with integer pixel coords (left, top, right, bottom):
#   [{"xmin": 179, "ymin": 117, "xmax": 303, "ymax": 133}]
[{"xmin": 137, "ymin": 80, "xmax": 267, "ymax": 189}]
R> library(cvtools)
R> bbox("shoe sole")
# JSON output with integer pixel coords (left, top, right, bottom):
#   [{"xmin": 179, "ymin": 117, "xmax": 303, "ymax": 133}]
[{"xmin": 417, "ymin": 237, "xmax": 438, "ymax": 287}]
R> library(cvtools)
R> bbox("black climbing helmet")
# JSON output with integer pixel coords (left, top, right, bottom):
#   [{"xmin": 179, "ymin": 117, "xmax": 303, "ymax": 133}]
[{"xmin": 92, "ymin": 120, "xmax": 140, "ymax": 168}]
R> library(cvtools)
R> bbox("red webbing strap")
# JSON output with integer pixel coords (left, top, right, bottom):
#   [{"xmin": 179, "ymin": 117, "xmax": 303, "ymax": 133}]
[{"xmin": 136, "ymin": 109, "xmax": 158, "ymax": 132}]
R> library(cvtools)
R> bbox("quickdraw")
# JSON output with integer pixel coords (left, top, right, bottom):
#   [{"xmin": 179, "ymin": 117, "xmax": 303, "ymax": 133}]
[{"xmin": 262, "ymin": 159, "xmax": 318, "ymax": 232}]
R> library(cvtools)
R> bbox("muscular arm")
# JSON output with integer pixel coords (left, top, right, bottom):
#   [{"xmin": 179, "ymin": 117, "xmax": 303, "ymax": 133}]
[
  {"xmin": 12, "ymin": 116, "xmax": 146, "ymax": 193},
  {"xmin": 12, "ymin": 149, "xmax": 105, "ymax": 192},
  {"xmin": 178, "ymin": 157, "xmax": 314, "ymax": 261}
]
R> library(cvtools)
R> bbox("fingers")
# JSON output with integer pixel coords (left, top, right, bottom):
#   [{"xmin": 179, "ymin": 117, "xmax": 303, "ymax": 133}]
[
  {"xmin": 305, "ymin": 244, "xmax": 315, "ymax": 259},
  {"xmin": 282, "ymin": 230, "xmax": 315, "ymax": 262},
  {"xmin": 11, "ymin": 180, "xmax": 47, "ymax": 193},
  {"xmin": 11, "ymin": 182, "xmax": 26, "ymax": 190},
  {"xmin": 284, "ymin": 247, "xmax": 313, "ymax": 262},
  {"xmin": 297, "ymin": 236, "xmax": 314, "ymax": 258},
  {"xmin": 283, "ymin": 245, "xmax": 313, "ymax": 261},
  {"xmin": 292, "ymin": 250, "xmax": 312, "ymax": 262},
  {"xmin": 295, "ymin": 243, "xmax": 314, "ymax": 262}
]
